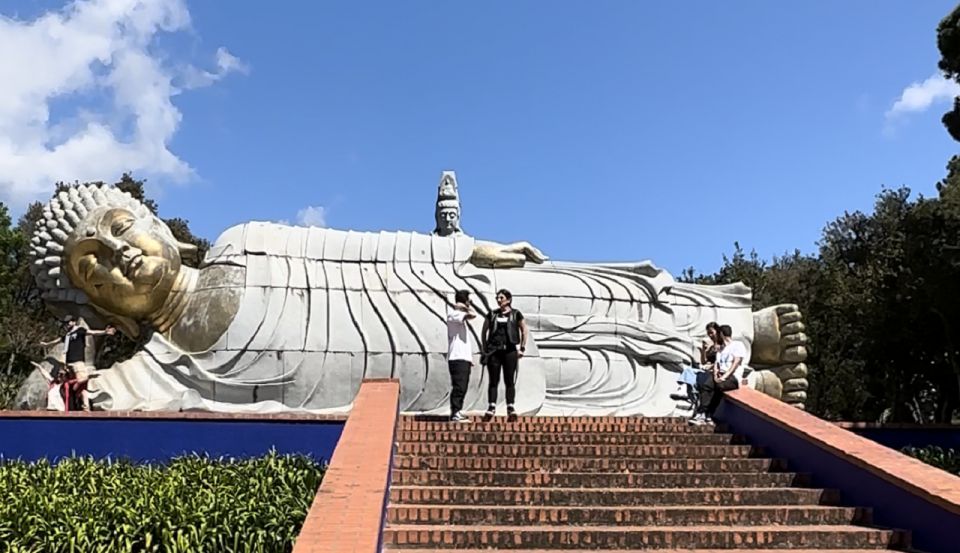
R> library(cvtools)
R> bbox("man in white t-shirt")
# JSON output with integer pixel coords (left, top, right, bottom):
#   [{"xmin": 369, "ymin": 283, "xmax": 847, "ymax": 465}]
[
  {"xmin": 447, "ymin": 290, "xmax": 477, "ymax": 422},
  {"xmin": 692, "ymin": 324, "xmax": 747, "ymax": 425}
]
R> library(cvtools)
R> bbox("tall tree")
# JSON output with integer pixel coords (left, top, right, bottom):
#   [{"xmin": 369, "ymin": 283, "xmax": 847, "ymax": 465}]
[
  {"xmin": 938, "ymin": 4, "xmax": 960, "ymax": 141},
  {"xmin": 0, "ymin": 203, "xmax": 56, "ymax": 407},
  {"xmin": 687, "ymin": 175, "xmax": 960, "ymax": 423}
]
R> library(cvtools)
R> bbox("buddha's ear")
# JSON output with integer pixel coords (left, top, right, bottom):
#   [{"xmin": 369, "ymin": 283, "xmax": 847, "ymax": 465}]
[
  {"xmin": 177, "ymin": 241, "xmax": 200, "ymax": 264},
  {"xmin": 178, "ymin": 241, "xmax": 198, "ymax": 257}
]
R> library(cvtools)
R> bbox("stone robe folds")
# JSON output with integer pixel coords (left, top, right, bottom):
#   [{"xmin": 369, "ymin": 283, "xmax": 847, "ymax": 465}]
[{"xmin": 90, "ymin": 223, "xmax": 754, "ymax": 416}]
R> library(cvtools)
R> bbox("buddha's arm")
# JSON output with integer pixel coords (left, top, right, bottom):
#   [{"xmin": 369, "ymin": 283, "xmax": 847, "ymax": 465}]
[{"xmin": 470, "ymin": 241, "xmax": 549, "ymax": 268}]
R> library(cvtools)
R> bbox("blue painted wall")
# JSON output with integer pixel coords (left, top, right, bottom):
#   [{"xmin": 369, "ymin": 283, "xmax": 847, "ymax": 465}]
[
  {"xmin": 0, "ymin": 417, "xmax": 343, "ymax": 463},
  {"xmin": 716, "ymin": 401, "xmax": 959, "ymax": 553},
  {"xmin": 845, "ymin": 426, "xmax": 960, "ymax": 451}
]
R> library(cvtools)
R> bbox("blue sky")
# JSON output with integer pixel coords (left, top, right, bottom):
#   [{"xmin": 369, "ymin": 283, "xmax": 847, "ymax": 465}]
[{"xmin": 2, "ymin": 1, "xmax": 959, "ymax": 276}]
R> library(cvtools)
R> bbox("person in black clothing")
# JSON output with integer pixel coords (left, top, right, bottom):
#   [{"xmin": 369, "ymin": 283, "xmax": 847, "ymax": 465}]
[
  {"xmin": 40, "ymin": 318, "xmax": 115, "ymax": 411},
  {"xmin": 481, "ymin": 289, "xmax": 529, "ymax": 422}
]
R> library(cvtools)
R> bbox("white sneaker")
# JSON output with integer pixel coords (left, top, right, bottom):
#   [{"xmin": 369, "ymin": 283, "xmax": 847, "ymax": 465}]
[
  {"xmin": 688, "ymin": 413, "xmax": 705, "ymax": 426},
  {"xmin": 451, "ymin": 412, "xmax": 470, "ymax": 423}
]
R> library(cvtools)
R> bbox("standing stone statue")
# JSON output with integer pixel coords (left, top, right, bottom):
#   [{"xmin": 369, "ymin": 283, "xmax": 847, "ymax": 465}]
[
  {"xmin": 432, "ymin": 171, "xmax": 463, "ymax": 237},
  {"xmin": 23, "ymin": 178, "xmax": 808, "ymax": 415}
]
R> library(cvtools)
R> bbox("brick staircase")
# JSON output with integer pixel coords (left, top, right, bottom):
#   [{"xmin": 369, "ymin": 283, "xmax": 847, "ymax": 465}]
[{"xmin": 383, "ymin": 416, "xmax": 914, "ymax": 552}]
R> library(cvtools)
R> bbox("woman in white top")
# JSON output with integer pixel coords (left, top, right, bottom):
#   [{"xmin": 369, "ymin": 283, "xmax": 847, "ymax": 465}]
[{"xmin": 692, "ymin": 324, "xmax": 746, "ymax": 425}]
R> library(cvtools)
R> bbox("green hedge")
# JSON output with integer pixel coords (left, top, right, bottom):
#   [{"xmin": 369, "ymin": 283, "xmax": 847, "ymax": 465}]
[
  {"xmin": 0, "ymin": 452, "xmax": 325, "ymax": 553},
  {"xmin": 902, "ymin": 445, "xmax": 960, "ymax": 476}
]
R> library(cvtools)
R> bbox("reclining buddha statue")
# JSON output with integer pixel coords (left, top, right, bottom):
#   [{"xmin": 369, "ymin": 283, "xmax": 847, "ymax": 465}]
[{"xmin": 24, "ymin": 172, "xmax": 808, "ymax": 415}]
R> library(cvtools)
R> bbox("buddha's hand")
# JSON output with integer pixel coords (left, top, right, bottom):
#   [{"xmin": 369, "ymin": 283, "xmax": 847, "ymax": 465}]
[
  {"xmin": 470, "ymin": 241, "xmax": 549, "ymax": 269},
  {"xmin": 751, "ymin": 304, "xmax": 809, "ymax": 409}
]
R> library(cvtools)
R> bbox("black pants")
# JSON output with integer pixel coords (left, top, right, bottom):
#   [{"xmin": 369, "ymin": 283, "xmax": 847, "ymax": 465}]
[
  {"xmin": 448, "ymin": 360, "xmax": 471, "ymax": 415},
  {"xmin": 486, "ymin": 349, "xmax": 518, "ymax": 407},
  {"xmin": 700, "ymin": 375, "xmax": 739, "ymax": 416}
]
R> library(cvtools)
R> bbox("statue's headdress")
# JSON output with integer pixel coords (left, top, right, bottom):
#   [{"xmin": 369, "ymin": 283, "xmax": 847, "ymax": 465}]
[{"xmin": 433, "ymin": 171, "xmax": 462, "ymax": 235}]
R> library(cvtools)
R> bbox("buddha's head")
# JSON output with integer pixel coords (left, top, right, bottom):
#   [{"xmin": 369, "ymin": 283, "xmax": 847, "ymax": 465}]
[
  {"xmin": 30, "ymin": 185, "xmax": 197, "ymax": 336},
  {"xmin": 435, "ymin": 199, "xmax": 461, "ymax": 236}
]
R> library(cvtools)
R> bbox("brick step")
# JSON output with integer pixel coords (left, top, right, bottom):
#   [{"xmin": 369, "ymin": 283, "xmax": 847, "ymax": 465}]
[
  {"xmin": 397, "ymin": 430, "xmax": 740, "ymax": 445},
  {"xmin": 388, "ymin": 505, "xmax": 870, "ymax": 526},
  {"xmin": 399, "ymin": 421, "xmax": 726, "ymax": 433},
  {"xmin": 383, "ymin": 524, "xmax": 907, "ymax": 549},
  {"xmin": 391, "ymin": 470, "xmax": 807, "ymax": 489},
  {"xmin": 396, "ymin": 443, "xmax": 756, "ymax": 458},
  {"xmin": 393, "ymin": 455, "xmax": 787, "ymax": 473},
  {"xmin": 390, "ymin": 486, "xmax": 838, "ymax": 506}
]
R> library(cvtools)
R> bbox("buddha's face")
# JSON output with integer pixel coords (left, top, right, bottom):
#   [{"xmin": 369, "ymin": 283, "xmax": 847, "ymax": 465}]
[
  {"xmin": 436, "ymin": 207, "xmax": 460, "ymax": 236},
  {"xmin": 64, "ymin": 207, "xmax": 181, "ymax": 319}
]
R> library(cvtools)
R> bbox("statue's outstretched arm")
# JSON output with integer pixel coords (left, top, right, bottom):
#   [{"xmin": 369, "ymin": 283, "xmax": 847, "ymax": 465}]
[{"xmin": 470, "ymin": 241, "xmax": 549, "ymax": 269}]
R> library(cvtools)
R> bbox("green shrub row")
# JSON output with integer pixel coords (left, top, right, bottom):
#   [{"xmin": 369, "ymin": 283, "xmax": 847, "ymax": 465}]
[
  {"xmin": 902, "ymin": 445, "xmax": 960, "ymax": 476},
  {"xmin": 0, "ymin": 452, "xmax": 325, "ymax": 553}
]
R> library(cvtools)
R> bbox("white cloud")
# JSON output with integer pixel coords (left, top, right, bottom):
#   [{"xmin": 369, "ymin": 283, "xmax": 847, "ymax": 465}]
[
  {"xmin": 886, "ymin": 74, "xmax": 960, "ymax": 119},
  {"xmin": 0, "ymin": 0, "xmax": 247, "ymax": 206},
  {"xmin": 296, "ymin": 205, "xmax": 327, "ymax": 227},
  {"xmin": 181, "ymin": 47, "xmax": 249, "ymax": 89}
]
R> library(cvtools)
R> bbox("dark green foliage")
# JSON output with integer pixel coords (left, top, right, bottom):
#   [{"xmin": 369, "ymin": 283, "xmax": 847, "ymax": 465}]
[
  {"xmin": 0, "ymin": 452, "xmax": 325, "ymax": 553},
  {"xmin": 113, "ymin": 173, "xmax": 160, "ymax": 215},
  {"xmin": 0, "ymin": 202, "xmax": 58, "ymax": 383},
  {"xmin": 902, "ymin": 445, "xmax": 960, "ymax": 475},
  {"xmin": 938, "ymin": 4, "xmax": 960, "ymax": 141},
  {"xmin": 686, "ymin": 163, "xmax": 960, "ymax": 423},
  {"xmin": 0, "ymin": 373, "xmax": 26, "ymax": 411}
]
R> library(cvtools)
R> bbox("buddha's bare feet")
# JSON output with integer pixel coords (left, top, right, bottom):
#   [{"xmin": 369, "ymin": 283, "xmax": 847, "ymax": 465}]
[{"xmin": 751, "ymin": 304, "xmax": 809, "ymax": 409}]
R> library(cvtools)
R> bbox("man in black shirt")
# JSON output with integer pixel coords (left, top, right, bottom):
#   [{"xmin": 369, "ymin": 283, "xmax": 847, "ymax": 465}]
[{"xmin": 40, "ymin": 318, "xmax": 115, "ymax": 411}]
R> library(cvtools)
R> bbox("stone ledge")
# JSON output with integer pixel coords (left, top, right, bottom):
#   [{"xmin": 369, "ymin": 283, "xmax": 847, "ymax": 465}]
[
  {"xmin": 293, "ymin": 378, "xmax": 400, "ymax": 553},
  {"xmin": 725, "ymin": 388, "xmax": 960, "ymax": 516},
  {"xmin": 0, "ymin": 409, "xmax": 348, "ymax": 422}
]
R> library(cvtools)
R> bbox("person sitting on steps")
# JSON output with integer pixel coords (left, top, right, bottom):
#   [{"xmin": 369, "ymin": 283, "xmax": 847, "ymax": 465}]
[
  {"xmin": 674, "ymin": 321, "xmax": 722, "ymax": 412},
  {"xmin": 690, "ymin": 324, "xmax": 746, "ymax": 426},
  {"xmin": 481, "ymin": 289, "xmax": 528, "ymax": 422}
]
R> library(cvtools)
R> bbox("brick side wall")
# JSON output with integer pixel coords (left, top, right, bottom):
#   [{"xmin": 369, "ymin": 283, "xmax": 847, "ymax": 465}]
[
  {"xmin": 725, "ymin": 388, "xmax": 960, "ymax": 513},
  {"xmin": 293, "ymin": 378, "xmax": 400, "ymax": 553},
  {"xmin": 719, "ymin": 388, "xmax": 960, "ymax": 553}
]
